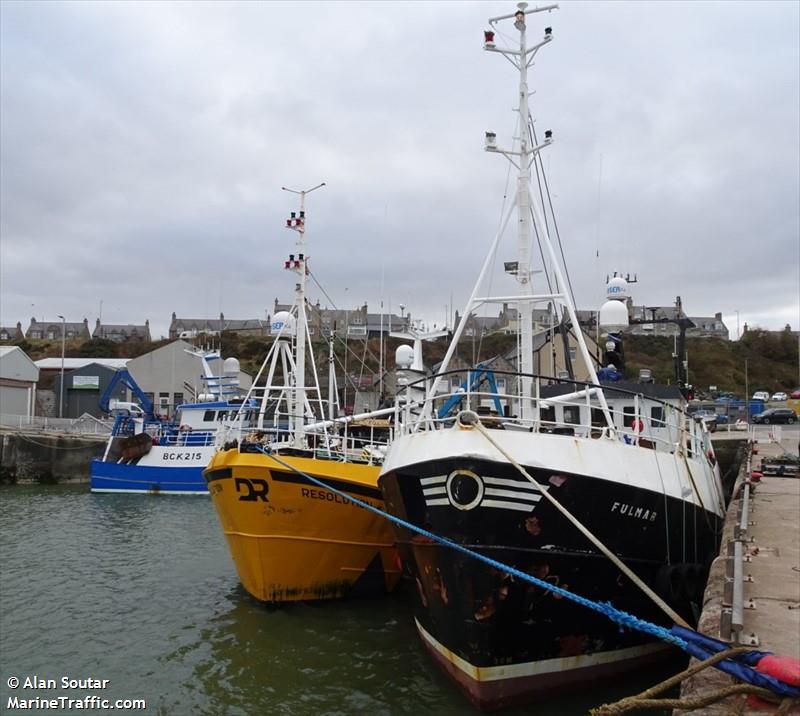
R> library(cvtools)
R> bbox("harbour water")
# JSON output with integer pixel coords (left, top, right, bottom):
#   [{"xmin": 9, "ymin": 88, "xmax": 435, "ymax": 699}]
[{"xmin": 0, "ymin": 484, "xmax": 683, "ymax": 715}]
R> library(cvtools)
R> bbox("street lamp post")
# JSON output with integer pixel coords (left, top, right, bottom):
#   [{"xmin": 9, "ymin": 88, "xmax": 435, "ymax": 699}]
[{"xmin": 58, "ymin": 315, "xmax": 66, "ymax": 419}]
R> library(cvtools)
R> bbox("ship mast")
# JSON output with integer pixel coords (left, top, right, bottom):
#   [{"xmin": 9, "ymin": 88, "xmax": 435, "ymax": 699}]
[
  {"xmin": 282, "ymin": 182, "xmax": 325, "ymax": 448},
  {"xmin": 421, "ymin": 2, "xmax": 616, "ymax": 429}
]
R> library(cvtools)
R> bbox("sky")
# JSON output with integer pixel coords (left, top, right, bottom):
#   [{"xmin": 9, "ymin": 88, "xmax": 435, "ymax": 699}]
[{"xmin": 1, "ymin": 0, "xmax": 798, "ymax": 342}]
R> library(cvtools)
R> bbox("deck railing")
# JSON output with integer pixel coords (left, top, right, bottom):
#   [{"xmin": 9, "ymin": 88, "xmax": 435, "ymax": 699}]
[
  {"xmin": 0, "ymin": 412, "xmax": 113, "ymax": 436},
  {"xmin": 394, "ymin": 370, "xmax": 711, "ymax": 460}
]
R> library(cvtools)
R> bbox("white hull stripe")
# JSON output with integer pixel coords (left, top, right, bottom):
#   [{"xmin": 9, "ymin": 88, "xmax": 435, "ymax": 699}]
[
  {"xmin": 480, "ymin": 499, "xmax": 535, "ymax": 512},
  {"xmin": 423, "ymin": 487, "xmax": 447, "ymax": 496},
  {"xmin": 90, "ymin": 488, "xmax": 208, "ymax": 496},
  {"xmin": 483, "ymin": 487, "xmax": 542, "ymax": 501},
  {"xmin": 415, "ymin": 618, "xmax": 669, "ymax": 683},
  {"xmin": 420, "ymin": 474, "xmax": 542, "ymax": 492},
  {"xmin": 483, "ymin": 475, "xmax": 541, "ymax": 490}
]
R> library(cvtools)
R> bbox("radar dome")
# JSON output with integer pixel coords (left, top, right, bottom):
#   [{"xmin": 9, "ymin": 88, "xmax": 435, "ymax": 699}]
[
  {"xmin": 599, "ymin": 299, "xmax": 629, "ymax": 330},
  {"xmin": 223, "ymin": 357, "xmax": 240, "ymax": 376},
  {"xmin": 271, "ymin": 311, "xmax": 296, "ymax": 338},
  {"xmin": 395, "ymin": 345, "xmax": 414, "ymax": 369},
  {"xmin": 606, "ymin": 276, "xmax": 629, "ymax": 301}
]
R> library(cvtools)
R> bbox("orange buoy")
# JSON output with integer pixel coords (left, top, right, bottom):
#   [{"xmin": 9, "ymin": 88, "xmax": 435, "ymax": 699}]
[{"xmin": 747, "ymin": 654, "xmax": 800, "ymax": 710}]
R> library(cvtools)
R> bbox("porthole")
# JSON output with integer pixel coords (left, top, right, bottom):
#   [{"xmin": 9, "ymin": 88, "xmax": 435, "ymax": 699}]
[{"xmin": 446, "ymin": 469, "xmax": 484, "ymax": 511}]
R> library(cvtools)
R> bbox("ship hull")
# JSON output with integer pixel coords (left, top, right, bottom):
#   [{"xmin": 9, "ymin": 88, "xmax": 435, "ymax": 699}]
[
  {"xmin": 89, "ymin": 445, "xmax": 214, "ymax": 495},
  {"xmin": 379, "ymin": 434, "xmax": 722, "ymax": 709},
  {"xmin": 205, "ymin": 448, "xmax": 401, "ymax": 602}
]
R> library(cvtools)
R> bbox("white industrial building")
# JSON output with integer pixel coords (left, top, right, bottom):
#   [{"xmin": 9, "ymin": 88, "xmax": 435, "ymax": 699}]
[{"xmin": 0, "ymin": 346, "xmax": 39, "ymax": 418}]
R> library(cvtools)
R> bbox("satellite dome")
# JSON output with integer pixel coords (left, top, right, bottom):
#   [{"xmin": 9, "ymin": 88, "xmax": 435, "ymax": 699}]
[
  {"xmin": 599, "ymin": 299, "xmax": 629, "ymax": 330},
  {"xmin": 395, "ymin": 345, "xmax": 414, "ymax": 369},
  {"xmin": 223, "ymin": 357, "xmax": 240, "ymax": 376},
  {"xmin": 271, "ymin": 311, "xmax": 296, "ymax": 338},
  {"xmin": 606, "ymin": 276, "xmax": 629, "ymax": 301}
]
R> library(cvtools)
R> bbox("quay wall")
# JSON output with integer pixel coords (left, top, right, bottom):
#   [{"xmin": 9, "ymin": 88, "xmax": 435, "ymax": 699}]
[
  {"xmin": 677, "ymin": 433, "xmax": 800, "ymax": 715},
  {"xmin": 0, "ymin": 431, "xmax": 104, "ymax": 484}
]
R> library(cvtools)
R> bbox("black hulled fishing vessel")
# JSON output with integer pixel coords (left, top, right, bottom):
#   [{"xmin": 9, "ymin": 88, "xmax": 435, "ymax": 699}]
[{"xmin": 379, "ymin": 3, "xmax": 724, "ymax": 709}]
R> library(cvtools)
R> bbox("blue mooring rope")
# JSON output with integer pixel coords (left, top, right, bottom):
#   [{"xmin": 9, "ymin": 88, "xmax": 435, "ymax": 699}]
[{"xmin": 256, "ymin": 446, "xmax": 800, "ymax": 700}]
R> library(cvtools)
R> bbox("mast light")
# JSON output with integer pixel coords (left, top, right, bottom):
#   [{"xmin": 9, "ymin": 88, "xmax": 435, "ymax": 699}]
[
  {"xmin": 485, "ymin": 131, "xmax": 497, "ymax": 149},
  {"xmin": 545, "ymin": 129, "xmax": 553, "ymax": 141},
  {"xmin": 514, "ymin": 10, "xmax": 525, "ymax": 30},
  {"xmin": 545, "ymin": 27, "xmax": 552, "ymax": 37}
]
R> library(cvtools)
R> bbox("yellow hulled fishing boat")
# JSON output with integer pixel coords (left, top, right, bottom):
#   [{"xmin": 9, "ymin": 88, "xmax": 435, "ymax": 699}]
[
  {"xmin": 204, "ymin": 184, "xmax": 399, "ymax": 602},
  {"xmin": 205, "ymin": 449, "xmax": 399, "ymax": 601}
]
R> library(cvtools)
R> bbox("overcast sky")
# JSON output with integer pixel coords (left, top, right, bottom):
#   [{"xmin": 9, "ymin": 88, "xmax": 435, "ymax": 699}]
[{"xmin": 1, "ymin": 0, "xmax": 798, "ymax": 341}]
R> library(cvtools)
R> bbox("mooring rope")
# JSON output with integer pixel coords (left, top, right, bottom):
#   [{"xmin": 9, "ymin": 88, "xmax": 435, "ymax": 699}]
[
  {"xmin": 248, "ymin": 443, "xmax": 800, "ymax": 701},
  {"xmin": 590, "ymin": 646, "xmax": 798, "ymax": 715},
  {"xmin": 465, "ymin": 413, "xmax": 690, "ymax": 628},
  {"xmin": 258, "ymin": 446, "xmax": 687, "ymax": 648}
]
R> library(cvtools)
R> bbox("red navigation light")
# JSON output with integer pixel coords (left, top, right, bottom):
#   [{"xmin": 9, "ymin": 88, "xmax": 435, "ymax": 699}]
[
  {"xmin": 484, "ymin": 30, "xmax": 495, "ymax": 43},
  {"xmin": 284, "ymin": 260, "xmax": 291, "ymax": 269},
  {"xmin": 286, "ymin": 219, "xmax": 291, "ymax": 227}
]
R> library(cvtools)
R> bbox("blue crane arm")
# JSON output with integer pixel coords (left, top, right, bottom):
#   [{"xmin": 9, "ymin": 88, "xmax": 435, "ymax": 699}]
[
  {"xmin": 98, "ymin": 369, "xmax": 156, "ymax": 420},
  {"xmin": 437, "ymin": 363, "xmax": 504, "ymax": 419}
]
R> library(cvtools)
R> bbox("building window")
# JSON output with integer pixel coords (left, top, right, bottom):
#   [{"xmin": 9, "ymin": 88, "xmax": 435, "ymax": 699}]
[{"xmin": 174, "ymin": 392, "xmax": 184, "ymax": 408}]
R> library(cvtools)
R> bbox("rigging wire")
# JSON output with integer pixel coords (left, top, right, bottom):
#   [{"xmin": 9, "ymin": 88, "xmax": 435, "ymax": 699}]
[
  {"xmin": 528, "ymin": 119, "xmax": 577, "ymax": 309},
  {"xmin": 476, "ymin": 115, "xmax": 518, "ymax": 365}
]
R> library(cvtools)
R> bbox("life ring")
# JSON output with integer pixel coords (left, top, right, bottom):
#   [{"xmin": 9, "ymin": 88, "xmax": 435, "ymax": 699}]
[{"xmin": 632, "ymin": 418, "xmax": 646, "ymax": 433}]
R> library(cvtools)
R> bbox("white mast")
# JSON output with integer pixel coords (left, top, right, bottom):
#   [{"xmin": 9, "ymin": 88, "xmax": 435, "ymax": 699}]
[
  {"xmin": 282, "ymin": 182, "xmax": 326, "ymax": 448},
  {"xmin": 514, "ymin": 5, "xmax": 535, "ymax": 420},
  {"xmin": 419, "ymin": 2, "xmax": 616, "ymax": 429}
]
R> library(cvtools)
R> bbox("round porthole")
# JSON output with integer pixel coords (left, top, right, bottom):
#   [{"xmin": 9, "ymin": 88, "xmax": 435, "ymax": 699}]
[{"xmin": 446, "ymin": 469, "xmax": 484, "ymax": 511}]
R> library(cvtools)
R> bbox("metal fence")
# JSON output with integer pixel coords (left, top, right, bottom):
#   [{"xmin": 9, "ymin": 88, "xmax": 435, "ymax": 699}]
[{"xmin": 0, "ymin": 413, "xmax": 113, "ymax": 436}]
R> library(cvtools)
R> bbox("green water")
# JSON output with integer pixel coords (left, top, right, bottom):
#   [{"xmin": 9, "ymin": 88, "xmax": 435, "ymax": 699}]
[{"xmin": 0, "ymin": 485, "xmax": 681, "ymax": 715}]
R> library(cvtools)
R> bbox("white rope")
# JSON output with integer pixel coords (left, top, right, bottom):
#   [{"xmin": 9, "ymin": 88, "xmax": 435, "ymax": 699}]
[{"xmin": 467, "ymin": 413, "xmax": 690, "ymax": 628}]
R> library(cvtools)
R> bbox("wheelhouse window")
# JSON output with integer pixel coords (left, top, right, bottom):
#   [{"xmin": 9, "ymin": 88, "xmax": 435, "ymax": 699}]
[
  {"xmin": 623, "ymin": 405, "xmax": 637, "ymax": 427},
  {"xmin": 563, "ymin": 405, "xmax": 580, "ymax": 424},
  {"xmin": 650, "ymin": 406, "xmax": 665, "ymax": 428}
]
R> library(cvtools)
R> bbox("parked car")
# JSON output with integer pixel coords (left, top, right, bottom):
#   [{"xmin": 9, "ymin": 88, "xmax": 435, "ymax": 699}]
[
  {"xmin": 691, "ymin": 410, "xmax": 718, "ymax": 431},
  {"xmin": 715, "ymin": 414, "xmax": 730, "ymax": 425},
  {"xmin": 752, "ymin": 391, "xmax": 770, "ymax": 402},
  {"xmin": 771, "ymin": 392, "xmax": 788, "ymax": 402},
  {"xmin": 791, "ymin": 389, "xmax": 800, "ymax": 399},
  {"xmin": 752, "ymin": 408, "xmax": 796, "ymax": 425}
]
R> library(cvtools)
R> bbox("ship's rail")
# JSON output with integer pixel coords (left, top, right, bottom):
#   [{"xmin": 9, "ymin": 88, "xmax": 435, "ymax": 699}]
[
  {"xmin": 0, "ymin": 412, "xmax": 113, "ymax": 436},
  {"xmin": 224, "ymin": 415, "xmax": 394, "ymax": 466},
  {"xmin": 395, "ymin": 370, "xmax": 713, "ymax": 460}
]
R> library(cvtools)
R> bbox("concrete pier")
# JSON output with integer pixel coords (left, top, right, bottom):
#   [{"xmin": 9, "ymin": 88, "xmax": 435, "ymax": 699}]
[
  {"xmin": 679, "ymin": 428, "xmax": 800, "ymax": 714},
  {"xmin": 0, "ymin": 430, "xmax": 104, "ymax": 483}
]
